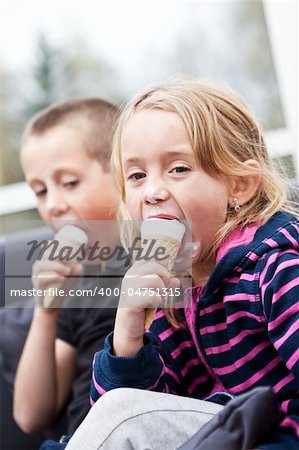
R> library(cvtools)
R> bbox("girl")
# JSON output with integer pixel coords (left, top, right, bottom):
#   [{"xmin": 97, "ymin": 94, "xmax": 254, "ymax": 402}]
[{"xmin": 66, "ymin": 78, "xmax": 299, "ymax": 449}]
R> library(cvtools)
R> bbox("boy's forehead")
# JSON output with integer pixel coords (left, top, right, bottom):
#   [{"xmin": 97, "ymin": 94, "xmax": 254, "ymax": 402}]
[
  {"xmin": 22, "ymin": 122, "xmax": 89, "ymax": 154},
  {"xmin": 20, "ymin": 124, "xmax": 97, "ymax": 173}
]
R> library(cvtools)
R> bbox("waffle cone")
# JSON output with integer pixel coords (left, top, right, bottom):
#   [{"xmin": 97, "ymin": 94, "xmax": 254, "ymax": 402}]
[
  {"xmin": 143, "ymin": 236, "xmax": 181, "ymax": 329},
  {"xmin": 141, "ymin": 236, "xmax": 181, "ymax": 268},
  {"xmin": 144, "ymin": 307, "xmax": 156, "ymax": 330}
]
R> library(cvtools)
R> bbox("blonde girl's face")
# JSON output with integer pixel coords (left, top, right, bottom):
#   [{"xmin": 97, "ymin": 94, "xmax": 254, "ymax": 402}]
[{"xmin": 121, "ymin": 109, "xmax": 230, "ymax": 273}]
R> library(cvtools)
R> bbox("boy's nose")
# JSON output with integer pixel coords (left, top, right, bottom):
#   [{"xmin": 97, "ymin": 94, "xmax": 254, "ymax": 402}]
[{"xmin": 46, "ymin": 192, "xmax": 68, "ymax": 216}]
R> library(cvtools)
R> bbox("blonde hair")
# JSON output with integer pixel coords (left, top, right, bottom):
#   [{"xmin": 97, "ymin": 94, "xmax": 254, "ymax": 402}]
[{"xmin": 111, "ymin": 76, "xmax": 298, "ymax": 325}]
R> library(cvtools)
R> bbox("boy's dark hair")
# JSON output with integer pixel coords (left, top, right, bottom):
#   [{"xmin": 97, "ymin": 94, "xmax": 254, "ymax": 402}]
[{"xmin": 22, "ymin": 98, "xmax": 119, "ymax": 171}]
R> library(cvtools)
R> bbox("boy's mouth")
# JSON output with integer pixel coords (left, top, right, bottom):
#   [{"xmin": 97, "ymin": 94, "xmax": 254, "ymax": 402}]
[{"xmin": 51, "ymin": 220, "xmax": 86, "ymax": 234}]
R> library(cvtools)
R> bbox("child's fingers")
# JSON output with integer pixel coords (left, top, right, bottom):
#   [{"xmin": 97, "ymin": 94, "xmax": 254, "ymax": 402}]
[
  {"xmin": 32, "ymin": 272, "xmax": 66, "ymax": 293},
  {"xmin": 71, "ymin": 263, "xmax": 83, "ymax": 276},
  {"xmin": 119, "ymin": 273, "xmax": 168, "ymax": 310},
  {"xmin": 167, "ymin": 276, "xmax": 181, "ymax": 289},
  {"xmin": 128, "ymin": 260, "xmax": 182, "ymax": 290},
  {"xmin": 128, "ymin": 260, "xmax": 173, "ymax": 279},
  {"xmin": 32, "ymin": 260, "xmax": 72, "ymax": 278},
  {"xmin": 32, "ymin": 261, "xmax": 83, "ymax": 294}
]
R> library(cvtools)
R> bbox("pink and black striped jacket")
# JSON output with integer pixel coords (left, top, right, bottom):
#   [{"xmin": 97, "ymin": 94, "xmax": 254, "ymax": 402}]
[{"xmin": 91, "ymin": 212, "xmax": 299, "ymax": 445}]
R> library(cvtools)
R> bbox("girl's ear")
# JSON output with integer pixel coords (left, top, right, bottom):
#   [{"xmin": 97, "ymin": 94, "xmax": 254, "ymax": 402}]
[{"xmin": 228, "ymin": 159, "xmax": 261, "ymax": 208}]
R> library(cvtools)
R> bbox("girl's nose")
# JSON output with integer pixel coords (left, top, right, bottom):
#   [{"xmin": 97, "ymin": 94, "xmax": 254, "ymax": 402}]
[{"xmin": 143, "ymin": 187, "xmax": 170, "ymax": 204}]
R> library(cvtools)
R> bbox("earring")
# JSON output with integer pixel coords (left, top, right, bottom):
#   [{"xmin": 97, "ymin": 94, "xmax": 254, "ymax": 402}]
[{"xmin": 233, "ymin": 198, "xmax": 241, "ymax": 212}]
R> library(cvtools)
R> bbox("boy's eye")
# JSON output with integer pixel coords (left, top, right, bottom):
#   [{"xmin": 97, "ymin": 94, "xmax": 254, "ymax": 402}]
[
  {"xmin": 34, "ymin": 189, "xmax": 47, "ymax": 198},
  {"xmin": 63, "ymin": 180, "xmax": 79, "ymax": 188},
  {"xmin": 128, "ymin": 172, "xmax": 146, "ymax": 181}
]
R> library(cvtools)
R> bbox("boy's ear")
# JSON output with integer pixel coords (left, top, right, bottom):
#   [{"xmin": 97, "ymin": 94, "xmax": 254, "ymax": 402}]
[{"xmin": 228, "ymin": 159, "xmax": 261, "ymax": 207}]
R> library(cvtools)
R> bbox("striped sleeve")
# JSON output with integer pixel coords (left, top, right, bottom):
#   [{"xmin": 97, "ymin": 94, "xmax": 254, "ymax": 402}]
[
  {"xmin": 260, "ymin": 249, "xmax": 299, "ymax": 378},
  {"xmin": 259, "ymin": 247, "xmax": 299, "ymax": 438},
  {"xmin": 90, "ymin": 310, "xmax": 214, "ymax": 405},
  {"xmin": 90, "ymin": 330, "xmax": 186, "ymax": 404}
]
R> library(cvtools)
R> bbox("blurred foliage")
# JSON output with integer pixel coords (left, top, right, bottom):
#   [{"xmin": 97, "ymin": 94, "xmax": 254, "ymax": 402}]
[
  {"xmin": 155, "ymin": 0, "xmax": 284, "ymax": 131},
  {"xmin": 0, "ymin": 33, "xmax": 122, "ymax": 186},
  {"xmin": 0, "ymin": 64, "xmax": 25, "ymax": 185},
  {"xmin": 25, "ymin": 34, "xmax": 60, "ymax": 115},
  {"xmin": 25, "ymin": 34, "xmax": 123, "ymax": 117},
  {"xmin": 0, "ymin": 209, "xmax": 41, "ymax": 235},
  {"xmin": 231, "ymin": 0, "xmax": 285, "ymax": 129},
  {"xmin": 272, "ymin": 154, "xmax": 297, "ymax": 181}
]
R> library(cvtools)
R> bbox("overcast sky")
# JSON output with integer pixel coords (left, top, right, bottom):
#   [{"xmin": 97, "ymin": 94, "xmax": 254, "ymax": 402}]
[
  {"xmin": 0, "ymin": 0, "xmax": 194, "ymax": 69},
  {"xmin": 1, "ymin": 0, "xmax": 297, "ymax": 136}
]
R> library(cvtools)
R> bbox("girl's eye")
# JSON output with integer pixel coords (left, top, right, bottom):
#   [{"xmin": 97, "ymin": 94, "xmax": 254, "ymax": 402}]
[
  {"xmin": 128, "ymin": 172, "xmax": 146, "ymax": 181},
  {"xmin": 171, "ymin": 166, "xmax": 189, "ymax": 174}
]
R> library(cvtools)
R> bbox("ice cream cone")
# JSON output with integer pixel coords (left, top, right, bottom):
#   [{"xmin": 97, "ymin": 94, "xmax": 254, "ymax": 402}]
[
  {"xmin": 141, "ymin": 219, "xmax": 185, "ymax": 329},
  {"xmin": 43, "ymin": 226, "xmax": 88, "ymax": 308}
]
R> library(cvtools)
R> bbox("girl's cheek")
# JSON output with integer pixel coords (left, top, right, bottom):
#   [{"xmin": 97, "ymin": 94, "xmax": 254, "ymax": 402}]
[
  {"xmin": 125, "ymin": 196, "xmax": 135, "ymax": 214},
  {"xmin": 127, "ymin": 197, "xmax": 142, "ymax": 220}
]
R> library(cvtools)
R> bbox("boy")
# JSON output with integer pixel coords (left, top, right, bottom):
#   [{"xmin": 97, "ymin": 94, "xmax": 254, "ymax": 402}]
[{"xmin": 3, "ymin": 98, "xmax": 120, "ymax": 446}]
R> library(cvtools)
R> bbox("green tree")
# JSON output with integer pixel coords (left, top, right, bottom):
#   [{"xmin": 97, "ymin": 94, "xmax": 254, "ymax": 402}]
[
  {"xmin": 1, "ymin": 33, "xmax": 122, "ymax": 187},
  {"xmin": 25, "ymin": 34, "xmax": 60, "ymax": 116},
  {"xmin": 0, "ymin": 63, "xmax": 24, "ymax": 185},
  {"xmin": 23, "ymin": 33, "xmax": 122, "ymax": 119}
]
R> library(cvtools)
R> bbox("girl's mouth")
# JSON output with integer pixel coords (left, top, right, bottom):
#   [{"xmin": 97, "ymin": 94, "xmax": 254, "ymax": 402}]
[{"xmin": 145, "ymin": 214, "xmax": 181, "ymax": 221}]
